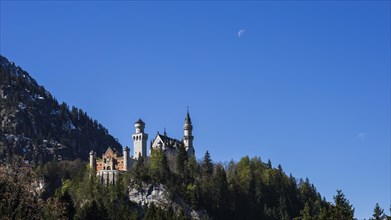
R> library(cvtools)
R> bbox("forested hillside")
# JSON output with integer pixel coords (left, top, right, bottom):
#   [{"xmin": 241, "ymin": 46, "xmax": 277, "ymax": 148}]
[
  {"xmin": 0, "ymin": 149, "xmax": 370, "ymax": 220},
  {"xmin": 0, "ymin": 55, "xmax": 121, "ymax": 164},
  {"xmin": 133, "ymin": 149, "xmax": 357, "ymax": 220}
]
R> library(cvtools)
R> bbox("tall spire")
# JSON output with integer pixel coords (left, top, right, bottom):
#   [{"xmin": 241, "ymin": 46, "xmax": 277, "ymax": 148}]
[
  {"xmin": 183, "ymin": 108, "xmax": 194, "ymax": 152},
  {"xmin": 185, "ymin": 107, "xmax": 192, "ymax": 124}
]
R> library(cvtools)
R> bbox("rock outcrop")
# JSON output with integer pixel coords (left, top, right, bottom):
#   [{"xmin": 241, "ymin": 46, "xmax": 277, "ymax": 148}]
[{"xmin": 128, "ymin": 182, "xmax": 208, "ymax": 219}]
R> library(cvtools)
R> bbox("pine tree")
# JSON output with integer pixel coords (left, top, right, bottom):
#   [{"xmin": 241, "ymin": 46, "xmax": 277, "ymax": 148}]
[
  {"xmin": 176, "ymin": 145, "xmax": 187, "ymax": 176},
  {"xmin": 267, "ymin": 159, "xmax": 272, "ymax": 168},
  {"xmin": 318, "ymin": 207, "xmax": 330, "ymax": 220},
  {"xmin": 150, "ymin": 149, "xmax": 170, "ymax": 183},
  {"xmin": 202, "ymin": 151, "xmax": 213, "ymax": 176},
  {"xmin": 214, "ymin": 164, "xmax": 229, "ymax": 218},
  {"xmin": 371, "ymin": 203, "xmax": 385, "ymax": 220},
  {"xmin": 300, "ymin": 202, "xmax": 312, "ymax": 220},
  {"xmin": 133, "ymin": 154, "xmax": 149, "ymax": 182},
  {"xmin": 71, "ymin": 106, "xmax": 79, "ymax": 124},
  {"xmin": 330, "ymin": 190, "xmax": 354, "ymax": 220},
  {"xmin": 162, "ymin": 153, "xmax": 170, "ymax": 181},
  {"xmin": 186, "ymin": 154, "xmax": 199, "ymax": 180}
]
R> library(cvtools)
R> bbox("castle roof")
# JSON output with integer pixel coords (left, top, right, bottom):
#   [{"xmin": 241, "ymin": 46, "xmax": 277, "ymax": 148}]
[
  {"xmin": 153, "ymin": 134, "xmax": 184, "ymax": 149},
  {"xmin": 105, "ymin": 147, "xmax": 116, "ymax": 154},
  {"xmin": 135, "ymin": 118, "xmax": 145, "ymax": 125},
  {"xmin": 185, "ymin": 110, "xmax": 192, "ymax": 124}
]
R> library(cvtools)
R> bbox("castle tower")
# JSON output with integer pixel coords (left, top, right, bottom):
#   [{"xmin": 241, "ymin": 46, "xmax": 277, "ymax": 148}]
[
  {"xmin": 123, "ymin": 146, "xmax": 130, "ymax": 171},
  {"xmin": 132, "ymin": 119, "xmax": 148, "ymax": 160},
  {"xmin": 89, "ymin": 150, "xmax": 96, "ymax": 170},
  {"xmin": 183, "ymin": 110, "xmax": 194, "ymax": 153}
]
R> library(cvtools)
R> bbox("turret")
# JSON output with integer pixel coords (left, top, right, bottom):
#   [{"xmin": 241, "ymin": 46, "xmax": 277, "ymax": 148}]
[
  {"xmin": 135, "ymin": 118, "xmax": 145, "ymax": 133},
  {"xmin": 183, "ymin": 110, "xmax": 194, "ymax": 154},
  {"xmin": 89, "ymin": 150, "xmax": 96, "ymax": 170},
  {"xmin": 132, "ymin": 119, "xmax": 148, "ymax": 160},
  {"xmin": 123, "ymin": 146, "xmax": 130, "ymax": 171}
]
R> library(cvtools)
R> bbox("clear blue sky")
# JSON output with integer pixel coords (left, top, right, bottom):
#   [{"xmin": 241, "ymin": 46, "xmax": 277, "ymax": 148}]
[{"xmin": 1, "ymin": 1, "xmax": 389, "ymax": 218}]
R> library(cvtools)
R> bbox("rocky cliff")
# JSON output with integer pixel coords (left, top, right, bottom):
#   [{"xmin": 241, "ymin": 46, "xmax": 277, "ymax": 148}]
[{"xmin": 128, "ymin": 181, "xmax": 208, "ymax": 219}]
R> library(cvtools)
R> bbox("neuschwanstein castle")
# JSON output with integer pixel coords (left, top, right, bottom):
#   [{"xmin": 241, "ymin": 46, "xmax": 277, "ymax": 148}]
[{"xmin": 89, "ymin": 111, "xmax": 195, "ymax": 184}]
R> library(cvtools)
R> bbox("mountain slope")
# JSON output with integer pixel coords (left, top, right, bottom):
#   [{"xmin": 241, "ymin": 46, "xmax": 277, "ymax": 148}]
[{"xmin": 0, "ymin": 55, "xmax": 122, "ymax": 164}]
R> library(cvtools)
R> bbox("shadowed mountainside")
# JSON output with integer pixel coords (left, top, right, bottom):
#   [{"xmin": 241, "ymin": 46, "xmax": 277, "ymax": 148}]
[{"xmin": 0, "ymin": 55, "xmax": 122, "ymax": 165}]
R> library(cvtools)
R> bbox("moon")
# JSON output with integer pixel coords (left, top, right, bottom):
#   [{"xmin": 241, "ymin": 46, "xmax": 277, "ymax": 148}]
[{"xmin": 238, "ymin": 29, "xmax": 246, "ymax": 38}]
